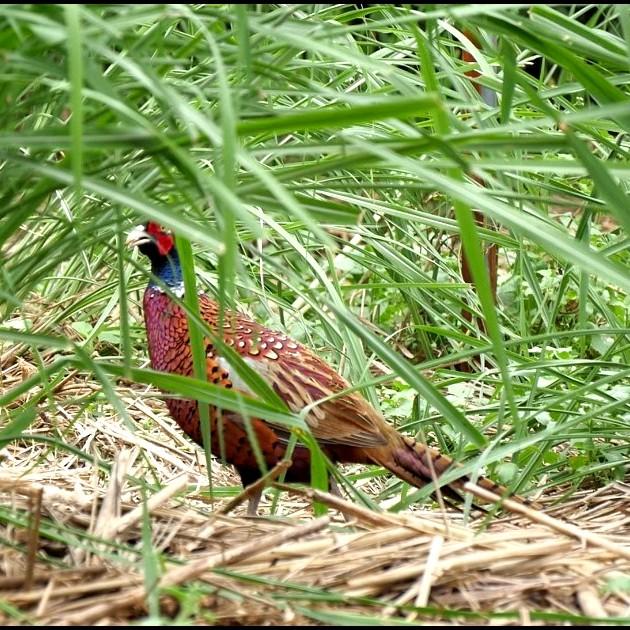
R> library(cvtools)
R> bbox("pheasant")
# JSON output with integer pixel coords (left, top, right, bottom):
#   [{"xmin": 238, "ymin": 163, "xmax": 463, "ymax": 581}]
[{"xmin": 128, "ymin": 222, "xmax": 529, "ymax": 514}]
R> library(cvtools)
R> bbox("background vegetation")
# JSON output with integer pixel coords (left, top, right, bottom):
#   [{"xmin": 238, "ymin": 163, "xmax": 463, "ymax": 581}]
[{"xmin": 1, "ymin": 3, "xmax": 629, "ymax": 624}]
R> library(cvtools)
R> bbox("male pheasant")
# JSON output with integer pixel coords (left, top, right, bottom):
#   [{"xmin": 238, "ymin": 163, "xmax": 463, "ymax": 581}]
[{"xmin": 128, "ymin": 222, "xmax": 527, "ymax": 514}]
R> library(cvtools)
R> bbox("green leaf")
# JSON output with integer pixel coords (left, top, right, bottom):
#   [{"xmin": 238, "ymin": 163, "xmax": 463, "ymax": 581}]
[
  {"xmin": 564, "ymin": 127, "xmax": 630, "ymax": 236},
  {"xmin": 0, "ymin": 406, "xmax": 37, "ymax": 445},
  {"xmin": 100, "ymin": 363, "xmax": 306, "ymax": 433},
  {"xmin": 237, "ymin": 95, "xmax": 442, "ymax": 136}
]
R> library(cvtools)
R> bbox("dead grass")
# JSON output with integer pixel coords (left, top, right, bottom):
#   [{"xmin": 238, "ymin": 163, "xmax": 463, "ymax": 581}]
[{"xmin": 1, "ymin": 359, "xmax": 629, "ymax": 625}]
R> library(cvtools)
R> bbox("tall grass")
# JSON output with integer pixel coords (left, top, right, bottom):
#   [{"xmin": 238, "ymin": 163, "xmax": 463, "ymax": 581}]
[{"xmin": 1, "ymin": 3, "xmax": 629, "ymax": 623}]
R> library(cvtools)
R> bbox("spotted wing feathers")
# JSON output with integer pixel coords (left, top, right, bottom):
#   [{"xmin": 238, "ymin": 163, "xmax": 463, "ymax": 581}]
[{"xmin": 198, "ymin": 295, "xmax": 388, "ymax": 449}]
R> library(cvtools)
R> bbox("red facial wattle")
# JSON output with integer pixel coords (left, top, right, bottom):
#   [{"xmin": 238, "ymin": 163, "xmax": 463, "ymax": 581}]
[{"xmin": 146, "ymin": 222, "xmax": 174, "ymax": 256}]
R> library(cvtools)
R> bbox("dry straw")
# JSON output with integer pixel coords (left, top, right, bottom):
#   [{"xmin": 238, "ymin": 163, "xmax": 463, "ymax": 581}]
[{"xmin": 1, "ymin": 362, "xmax": 629, "ymax": 625}]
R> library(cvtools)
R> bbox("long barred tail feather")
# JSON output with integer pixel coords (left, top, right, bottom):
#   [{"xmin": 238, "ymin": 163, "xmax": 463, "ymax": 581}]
[{"xmin": 373, "ymin": 434, "xmax": 534, "ymax": 508}]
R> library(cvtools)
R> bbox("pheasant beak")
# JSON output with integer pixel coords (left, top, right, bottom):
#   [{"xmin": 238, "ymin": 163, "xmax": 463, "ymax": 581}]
[{"xmin": 126, "ymin": 224, "xmax": 151, "ymax": 249}]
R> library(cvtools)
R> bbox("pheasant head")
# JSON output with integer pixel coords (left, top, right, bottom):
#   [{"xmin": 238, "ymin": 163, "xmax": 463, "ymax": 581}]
[{"xmin": 127, "ymin": 222, "xmax": 182, "ymax": 292}]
